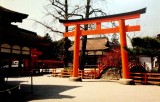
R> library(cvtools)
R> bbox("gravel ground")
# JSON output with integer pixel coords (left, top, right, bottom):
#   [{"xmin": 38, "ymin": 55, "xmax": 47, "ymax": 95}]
[{"xmin": 4, "ymin": 74, "xmax": 160, "ymax": 102}]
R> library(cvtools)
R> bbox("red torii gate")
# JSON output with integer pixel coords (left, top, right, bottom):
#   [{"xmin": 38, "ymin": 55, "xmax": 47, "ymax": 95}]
[{"xmin": 59, "ymin": 8, "xmax": 146, "ymax": 83}]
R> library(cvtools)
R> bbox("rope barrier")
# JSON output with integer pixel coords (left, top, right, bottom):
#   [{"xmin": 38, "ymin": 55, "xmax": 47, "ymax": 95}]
[{"xmin": 0, "ymin": 84, "xmax": 21, "ymax": 94}]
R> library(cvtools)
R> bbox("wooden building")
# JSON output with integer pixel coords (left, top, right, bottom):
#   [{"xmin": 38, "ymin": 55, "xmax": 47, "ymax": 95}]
[
  {"xmin": 0, "ymin": 6, "xmax": 42, "ymax": 75},
  {"xmin": 69, "ymin": 37, "xmax": 109, "ymax": 67}
]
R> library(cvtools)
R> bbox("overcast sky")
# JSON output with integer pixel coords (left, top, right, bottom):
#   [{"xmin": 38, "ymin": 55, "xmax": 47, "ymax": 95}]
[{"xmin": 0, "ymin": 0, "xmax": 160, "ymax": 42}]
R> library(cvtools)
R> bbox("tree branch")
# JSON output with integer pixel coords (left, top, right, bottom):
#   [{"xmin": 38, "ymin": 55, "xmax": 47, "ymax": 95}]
[
  {"xmin": 44, "ymin": 7, "xmax": 63, "ymax": 20},
  {"xmin": 31, "ymin": 19, "xmax": 63, "ymax": 34},
  {"xmin": 55, "ymin": 0, "xmax": 65, "ymax": 7},
  {"xmin": 55, "ymin": 9, "xmax": 65, "ymax": 18},
  {"xmin": 89, "ymin": 8, "xmax": 107, "ymax": 16},
  {"xmin": 68, "ymin": 13, "xmax": 84, "ymax": 19},
  {"xmin": 50, "ymin": 0, "xmax": 65, "ymax": 12},
  {"xmin": 70, "ymin": 6, "xmax": 84, "ymax": 15}
]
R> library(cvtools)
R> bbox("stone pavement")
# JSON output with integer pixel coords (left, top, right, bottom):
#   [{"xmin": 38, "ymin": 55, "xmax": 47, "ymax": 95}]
[{"xmin": 6, "ymin": 74, "xmax": 160, "ymax": 102}]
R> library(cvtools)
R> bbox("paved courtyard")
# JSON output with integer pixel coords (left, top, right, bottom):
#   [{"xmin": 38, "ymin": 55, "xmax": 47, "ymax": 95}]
[{"xmin": 5, "ymin": 74, "xmax": 160, "ymax": 102}]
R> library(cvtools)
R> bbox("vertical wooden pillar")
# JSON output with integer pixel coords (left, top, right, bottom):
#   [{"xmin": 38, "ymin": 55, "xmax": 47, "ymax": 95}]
[
  {"xmin": 72, "ymin": 24, "xmax": 81, "ymax": 77},
  {"xmin": 119, "ymin": 19, "xmax": 130, "ymax": 79}
]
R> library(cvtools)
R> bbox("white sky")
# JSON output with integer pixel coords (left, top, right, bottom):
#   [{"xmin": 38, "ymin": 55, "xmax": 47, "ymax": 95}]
[{"xmin": 0, "ymin": 0, "xmax": 160, "ymax": 43}]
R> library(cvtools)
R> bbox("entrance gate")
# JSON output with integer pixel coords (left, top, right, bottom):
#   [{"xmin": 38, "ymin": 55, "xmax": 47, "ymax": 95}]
[{"xmin": 59, "ymin": 8, "xmax": 146, "ymax": 81}]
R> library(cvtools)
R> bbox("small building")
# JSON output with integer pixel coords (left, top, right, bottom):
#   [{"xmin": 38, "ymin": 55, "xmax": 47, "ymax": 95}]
[{"xmin": 69, "ymin": 37, "xmax": 109, "ymax": 67}]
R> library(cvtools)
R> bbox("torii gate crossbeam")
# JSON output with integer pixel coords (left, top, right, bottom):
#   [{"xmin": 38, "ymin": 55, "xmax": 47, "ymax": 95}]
[{"xmin": 59, "ymin": 8, "xmax": 146, "ymax": 83}]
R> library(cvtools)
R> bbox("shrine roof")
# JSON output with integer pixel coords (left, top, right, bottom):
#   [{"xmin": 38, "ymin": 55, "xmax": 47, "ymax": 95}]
[
  {"xmin": 0, "ymin": 25, "xmax": 45, "ymax": 47},
  {"xmin": 0, "ymin": 6, "xmax": 28, "ymax": 23},
  {"xmin": 69, "ymin": 37, "xmax": 108, "ymax": 51},
  {"xmin": 59, "ymin": 8, "xmax": 146, "ymax": 23}
]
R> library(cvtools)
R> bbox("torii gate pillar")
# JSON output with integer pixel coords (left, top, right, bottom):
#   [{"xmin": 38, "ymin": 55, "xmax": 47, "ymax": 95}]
[
  {"xmin": 59, "ymin": 8, "xmax": 146, "ymax": 84},
  {"xmin": 70, "ymin": 24, "xmax": 82, "ymax": 81},
  {"xmin": 119, "ymin": 19, "xmax": 129, "ymax": 79}
]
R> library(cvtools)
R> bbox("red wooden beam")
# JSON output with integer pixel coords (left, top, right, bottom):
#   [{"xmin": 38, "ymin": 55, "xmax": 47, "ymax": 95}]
[
  {"xmin": 63, "ymin": 14, "xmax": 140, "ymax": 26},
  {"xmin": 64, "ymin": 25, "xmax": 140, "ymax": 37}
]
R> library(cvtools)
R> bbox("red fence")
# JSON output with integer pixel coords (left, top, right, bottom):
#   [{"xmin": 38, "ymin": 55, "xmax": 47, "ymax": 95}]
[
  {"xmin": 130, "ymin": 72, "xmax": 160, "ymax": 85},
  {"xmin": 52, "ymin": 69, "xmax": 99, "ymax": 79}
]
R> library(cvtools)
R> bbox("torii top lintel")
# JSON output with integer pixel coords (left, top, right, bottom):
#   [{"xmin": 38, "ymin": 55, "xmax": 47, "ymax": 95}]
[
  {"xmin": 59, "ymin": 8, "xmax": 146, "ymax": 26},
  {"xmin": 59, "ymin": 8, "xmax": 146, "ymax": 37}
]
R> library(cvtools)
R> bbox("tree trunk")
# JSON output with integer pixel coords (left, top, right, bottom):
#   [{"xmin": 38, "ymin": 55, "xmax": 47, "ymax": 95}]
[
  {"xmin": 79, "ymin": 36, "xmax": 87, "ymax": 70},
  {"xmin": 79, "ymin": 0, "xmax": 90, "ymax": 70},
  {"xmin": 64, "ymin": 37, "xmax": 69, "ymax": 67},
  {"xmin": 64, "ymin": 0, "xmax": 69, "ymax": 67}
]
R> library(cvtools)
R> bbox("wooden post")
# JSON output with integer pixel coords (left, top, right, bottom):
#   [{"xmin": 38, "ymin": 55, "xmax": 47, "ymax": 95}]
[
  {"xmin": 119, "ymin": 19, "xmax": 130, "ymax": 79},
  {"xmin": 144, "ymin": 73, "xmax": 147, "ymax": 84}
]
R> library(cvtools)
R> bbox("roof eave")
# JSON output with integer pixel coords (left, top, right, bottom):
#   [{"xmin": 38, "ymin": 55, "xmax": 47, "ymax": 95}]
[{"xmin": 59, "ymin": 8, "xmax": 146, "ymax": 23}]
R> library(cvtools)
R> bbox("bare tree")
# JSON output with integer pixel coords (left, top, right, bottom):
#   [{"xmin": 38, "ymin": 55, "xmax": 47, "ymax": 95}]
[
  {"xmin": 79, "ymin": 0, "xmax": 110, "ymax": 70},
  {"xmin": 35, "ymin": 0, "xmax": 83, "ymax": 67},
  {"xmin": 34, "ymin": 0, "xmax": 110, "ymax": 69}
]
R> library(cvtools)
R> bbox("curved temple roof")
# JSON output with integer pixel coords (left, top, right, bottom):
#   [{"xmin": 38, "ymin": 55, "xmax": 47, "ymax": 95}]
[
  {"xmin": 0, "ymin": 6, "xmax": 28, "ymax": 23},
  {"xmin": 59, "ymin": 8, "xmax": 146, "ymax": 23}
]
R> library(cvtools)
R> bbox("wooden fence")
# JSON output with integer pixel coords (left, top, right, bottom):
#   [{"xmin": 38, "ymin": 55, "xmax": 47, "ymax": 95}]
[
  {"xmin": 52, "ymin": 69, "xmax": 160, "ymax": 85},
  {"xmin": 52, "ymin": 69, "xmax": 99, "ymax": 79},
  {"xmin": 130, "ymin": 72, "xmax": 160, "ymax": 85}
]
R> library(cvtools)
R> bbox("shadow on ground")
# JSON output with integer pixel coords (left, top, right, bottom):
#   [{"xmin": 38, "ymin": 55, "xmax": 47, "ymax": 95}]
[
  {"xmin": 0, "ymin": 81, "xmax": 81, "ymax": 102},
  {"xmin": 0, "ymin": 80, "xmax": 28, "ymax": 102},
  {"xmin": 23, "ymin": 84, "xmax": 80, "ymax": 101}
]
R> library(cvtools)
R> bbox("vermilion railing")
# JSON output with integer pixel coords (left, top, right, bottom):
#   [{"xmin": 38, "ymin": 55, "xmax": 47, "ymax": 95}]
[
  {"xmin": 52, "ymin": 69, "xmax": 160, "ymax": 85},
  {"xmin": 52, "ymin": 69, "xmax": 99, "ymax": 79},
  {"xmin": 98, "ymin": 48, "xmax": 121, "ymax": 76},
  {"xmin": 128, "ymin": 60, "xmax": 145, "ymax": 69},
  {"xmin": 130, "ymin": 72, "xmax": 160, "ymax": 85}
]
